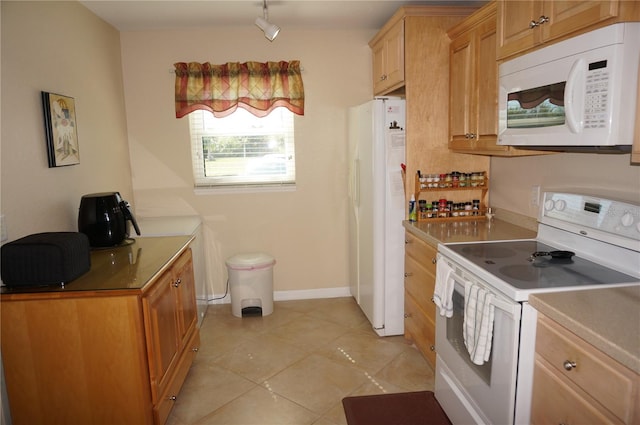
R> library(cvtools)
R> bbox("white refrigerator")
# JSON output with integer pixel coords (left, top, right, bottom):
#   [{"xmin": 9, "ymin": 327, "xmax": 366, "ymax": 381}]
[{"xmin": 348, "ymin": 98, "xmax": 406, "ymax": 336}]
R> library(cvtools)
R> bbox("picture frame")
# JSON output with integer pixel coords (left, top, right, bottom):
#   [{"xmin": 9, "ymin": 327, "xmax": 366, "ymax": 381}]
[{"xmin": 42, "ymin": 91, "xmax": 80, "ymax": 167}]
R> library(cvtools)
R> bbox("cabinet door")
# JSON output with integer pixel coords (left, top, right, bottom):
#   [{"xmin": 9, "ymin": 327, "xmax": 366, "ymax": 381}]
[
  {"xmin": 371, "ymin": 20, "xmax": 404, "ymax": 95},
  {"xmin": 174, "ymin": 249, "xmax": 198, "ymax": 343},
  {"xmin": 371, "ymin": 40, "xmax": 387, "ymax": 95},
  {"xmin": 542, "ymin": 1, "xmax": 619, "ymax": 42},
  {"xmin": 143, "ymin": 270, "xmax": 180, "ymax": 403},
  {"xmin": 383, "ymin": 20, "xmax": 405, "ymax": 92},
  {"xmin": 473, "ymin": 17, "xmax": 501, "ymax": 151},
  {"xmin": 449, "ymin": 31, "xmax": 473, "ymax": 146},
  {"xmin": 497, "ymin": 0, "xmax": 542, "ymax": 59}
]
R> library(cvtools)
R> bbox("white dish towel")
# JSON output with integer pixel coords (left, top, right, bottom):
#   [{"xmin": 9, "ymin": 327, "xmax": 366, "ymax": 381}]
[
  {"xmin": 433, "ymin": 257, "xmax": 454, "ymax": 318},
  {"xmin": 463, "ymin": 281, "xmax": 495, "ymax": 365}
]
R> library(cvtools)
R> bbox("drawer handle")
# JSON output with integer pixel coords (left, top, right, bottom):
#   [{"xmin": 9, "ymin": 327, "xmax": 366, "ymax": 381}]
[
  {"xmin": 563, "ymin": 360, "xmax": 577, "ymax": 371},
  {"xmin": 431, "ymin": 258, "xmax": 437, "ymax": 264},
  {"xmin": 404, "ymin": 272, "xmax": 413, "ymax": 277}
]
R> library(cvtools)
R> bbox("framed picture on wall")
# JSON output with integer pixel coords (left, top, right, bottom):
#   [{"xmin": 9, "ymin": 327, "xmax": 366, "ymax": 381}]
[{"xmin": 42, "ymin": 91, "xmax": 80, "ymax": 167}]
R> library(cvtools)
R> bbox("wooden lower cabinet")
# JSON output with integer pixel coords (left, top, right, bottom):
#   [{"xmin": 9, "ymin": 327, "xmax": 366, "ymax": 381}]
[
  {"xmin": 531, "ymin": 313, "xmax": 639, "ymax": 425},
  {"xmin": 403, "ymin": 231, "xmax": 437, "ymax": 368},
  {"xmin": 1, "ymin": 248, "xmax": 200, "ymax": 425}
]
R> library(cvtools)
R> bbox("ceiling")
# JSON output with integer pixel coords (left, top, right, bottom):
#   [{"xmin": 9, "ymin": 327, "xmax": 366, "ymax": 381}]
[{"xmin": 80, "ymin": 0, "xmax": 484, "ymax": 32}]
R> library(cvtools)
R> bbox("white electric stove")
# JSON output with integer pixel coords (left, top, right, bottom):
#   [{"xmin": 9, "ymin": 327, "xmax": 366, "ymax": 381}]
[{"xmin": 434, "ymin": 192, "xmax": 640, "ymax": 425}]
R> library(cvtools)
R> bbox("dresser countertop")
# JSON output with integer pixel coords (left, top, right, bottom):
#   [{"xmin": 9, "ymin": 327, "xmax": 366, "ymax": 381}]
[
  {"xmin": 1, "ymin": 235, "xmax": 193, "ymax": 297},
  {"xmin": 530, "ymin": 286, "xmax": 640, "ymax": 374},
  {"xmin": 403, "ymin": 217, "xmax": 537, "ymax": 248}
]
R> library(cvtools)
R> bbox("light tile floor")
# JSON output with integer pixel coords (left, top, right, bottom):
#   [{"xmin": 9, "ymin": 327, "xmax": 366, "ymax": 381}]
[{"xmin": 167, "ymin": 297, "xmax": 435, "ymax": 425}]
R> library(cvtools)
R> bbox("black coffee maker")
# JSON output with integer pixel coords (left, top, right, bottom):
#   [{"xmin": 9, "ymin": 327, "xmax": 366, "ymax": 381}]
[{"xmin": 78, "ymin": 192, "xmax": 141, "ymax": 248}]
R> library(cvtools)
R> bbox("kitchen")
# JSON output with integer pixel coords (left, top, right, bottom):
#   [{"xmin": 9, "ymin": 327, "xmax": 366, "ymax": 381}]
[{"xmin": 1, "ymin": 0, "xmax": 639, "ymax": 424}]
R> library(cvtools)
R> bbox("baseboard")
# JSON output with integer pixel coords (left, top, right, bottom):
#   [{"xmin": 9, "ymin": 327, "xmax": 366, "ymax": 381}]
[{"xmin": 207, "ymin": 286, "xmax": 352, "ymax": 304}]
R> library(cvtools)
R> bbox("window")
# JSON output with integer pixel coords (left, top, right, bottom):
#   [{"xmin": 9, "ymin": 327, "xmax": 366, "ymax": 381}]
[{"xmin": 189, "ymin": 107, "xmax": 296, "ymax": 190}]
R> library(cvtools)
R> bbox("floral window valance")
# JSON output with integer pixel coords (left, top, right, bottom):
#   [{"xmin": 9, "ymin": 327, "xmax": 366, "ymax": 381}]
[{"xmin": 174, "ymin": 60, "xmax": 304, "ymax": 118}]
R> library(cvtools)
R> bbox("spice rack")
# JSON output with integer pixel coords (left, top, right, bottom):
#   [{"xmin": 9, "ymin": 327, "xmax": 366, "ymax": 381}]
[{"xmin": 413, "ymin": 172, "xmax": 489, "ymax": 223}]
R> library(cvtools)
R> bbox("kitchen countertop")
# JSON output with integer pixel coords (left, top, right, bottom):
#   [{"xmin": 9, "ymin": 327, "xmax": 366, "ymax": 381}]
[
  {"xmin": 0, "ymin": 235, "xmax": 193, "ymax": 297},
  {"xmin": 530, "ymin": 286, "xmax": 640, "ymax": 374},
  {"xmin": 403, "ymin": 217, "xmax": 537, "ymax": 247}
]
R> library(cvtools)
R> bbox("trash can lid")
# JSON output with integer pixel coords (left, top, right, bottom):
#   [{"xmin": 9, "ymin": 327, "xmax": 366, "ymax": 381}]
[{"xmin": 226, "ymin": 252, "xmax": 276, "ymax": 270}]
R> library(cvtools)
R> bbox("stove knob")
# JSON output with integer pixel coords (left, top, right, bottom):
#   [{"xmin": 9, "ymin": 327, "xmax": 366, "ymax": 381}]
[
  {"xmin": 544, "ymin": 199, "xmax": 555, "ymax": 211},
  {"xmin": 620, "ymin": 212, "xmax": 634, "ymax": 227},
  {"xmin": 555, "ymin": 199, "xmax": 566, "ymax": 211}
]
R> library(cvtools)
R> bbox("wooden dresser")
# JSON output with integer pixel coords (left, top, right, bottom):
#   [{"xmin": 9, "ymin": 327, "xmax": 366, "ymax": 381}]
[{"xmin": 1, "ymin": 236, "xmax": 200, "ymax": 425}]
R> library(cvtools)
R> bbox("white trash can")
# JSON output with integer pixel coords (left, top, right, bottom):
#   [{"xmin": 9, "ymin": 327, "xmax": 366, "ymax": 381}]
[{"xmin": 226, "ymin": 252, "xmax": 275, "ymax": 318}]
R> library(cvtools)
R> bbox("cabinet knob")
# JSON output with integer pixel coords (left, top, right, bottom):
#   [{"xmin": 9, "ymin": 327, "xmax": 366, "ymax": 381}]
[
  {"xmin": 173, "ymin": 278, "xmax": 182, "ymax": 288},
  {"xmin": 430, "ymin": 345, "xmax": 435, "ymax": 351},
  {"xmin": 563, "ymin": 360, "xmax": 577, "ymax": 371},
  {"xmin": 405, "ymin": 239, "xmax": 411, "ymax": 244},
  {"xmin": 380, "ymin": 74, "xmax": 388, "ymax": 81},
  {"xmin": 192, "ymin": 347, "xmax": 199, "ymax": 352},
  {"xmin": 404, "ymin": 313, "xmax": 412, "ymax": 318},
  {"xmin": 169, "ymin": 395, "xmax": 177, "ymax": 401},
  {"xmin": 529, "ymin": 15, "xmax": 549, "ymax": 28},
  {"xmin": 404, "ymin": 272, "xmax": 413, "ymax": 277},
  {"xmin": 431, "ymin": 258, "xmax": 437, "ymax": 264}
]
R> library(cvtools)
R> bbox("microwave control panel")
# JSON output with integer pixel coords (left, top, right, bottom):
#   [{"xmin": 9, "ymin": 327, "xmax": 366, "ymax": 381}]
[{"xmin": 584, "ymin": 60, "xmax": 609, "ymax": 129}]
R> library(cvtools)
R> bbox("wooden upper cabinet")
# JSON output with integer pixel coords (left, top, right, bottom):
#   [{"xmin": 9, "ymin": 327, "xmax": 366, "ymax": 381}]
[
  {"xmin": 448, "ymin": 2, "xmax": 506, "ymax": 154},
  {"xmin": 370, "ymin": 18, "xmax": 405, "ymax": 95},
  {"xmin": 497, "ymin": 0, "xmax": 639, "ymax": 60}
]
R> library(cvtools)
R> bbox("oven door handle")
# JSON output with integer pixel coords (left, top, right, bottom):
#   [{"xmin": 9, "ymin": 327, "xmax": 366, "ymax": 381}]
[{"xmin": 452, "ymin": 277, "xmax": 521, "ymax": 320}]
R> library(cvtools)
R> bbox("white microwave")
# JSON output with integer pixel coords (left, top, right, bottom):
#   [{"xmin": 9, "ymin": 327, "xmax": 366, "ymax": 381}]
[{"xmin": 498, "ymin": 22, "xmax": 640, "ymax": 151}]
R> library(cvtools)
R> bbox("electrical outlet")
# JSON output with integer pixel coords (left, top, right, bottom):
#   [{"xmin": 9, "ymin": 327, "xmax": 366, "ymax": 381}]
[{"xmin": 530, "ymin": 185, "xmax": 540, "ymax": 208}]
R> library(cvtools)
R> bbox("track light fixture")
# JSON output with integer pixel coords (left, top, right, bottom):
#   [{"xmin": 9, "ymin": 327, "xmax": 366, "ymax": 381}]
[{"xmin": 255, "ymin": 0, "xmax": 280, "ymax": 41}]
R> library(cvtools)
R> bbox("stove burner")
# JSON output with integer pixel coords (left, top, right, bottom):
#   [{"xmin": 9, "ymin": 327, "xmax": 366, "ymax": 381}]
[
  {"xmin": 461, "ymin": 245, "xmax": 515, "ymax": 259},
  {"xmin": 498, "ymin": 265, "xmax": 538, "ymax": 282}
]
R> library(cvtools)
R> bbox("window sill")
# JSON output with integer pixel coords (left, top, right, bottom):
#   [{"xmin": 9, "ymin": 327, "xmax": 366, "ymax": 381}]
[{"xmin": 194, "ymin": 183, "xmax": 297, "ymax": 195}]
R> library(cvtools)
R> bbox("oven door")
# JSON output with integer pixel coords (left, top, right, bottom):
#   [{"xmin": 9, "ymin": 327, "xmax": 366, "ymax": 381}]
[{"xmin": 434, "ymin": 260, "xmax": 522, "ymax": 425}]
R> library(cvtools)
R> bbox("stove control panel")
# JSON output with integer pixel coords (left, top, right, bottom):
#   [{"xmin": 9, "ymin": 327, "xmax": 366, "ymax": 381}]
[{"xmin": 541, "ymin": 192, "xmax": 640, "ymax": 248}]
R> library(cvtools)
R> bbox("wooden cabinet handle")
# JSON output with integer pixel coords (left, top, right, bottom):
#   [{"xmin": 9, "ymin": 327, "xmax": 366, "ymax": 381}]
[{"xmin": 563, "ymin": 360, "xmax": 577, "ymax": 371}]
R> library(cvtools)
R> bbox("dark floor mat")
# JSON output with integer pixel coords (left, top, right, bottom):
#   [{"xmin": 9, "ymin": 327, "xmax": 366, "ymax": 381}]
[{"xmin": 342, "ymin": 390, "xmax": 452, "ymax": 425}]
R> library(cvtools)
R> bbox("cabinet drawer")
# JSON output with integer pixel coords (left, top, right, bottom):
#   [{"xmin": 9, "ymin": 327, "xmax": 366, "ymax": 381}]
[
  {"xmin": 405, "ymin": 232, "xmax": 437, "ymax": 276},
  {"xmin": 404, "ymin": 292, "xmax": 436, "ymax": 367},
  {"xmin": 532, "ymin": 355, "xmax": 623, "ymax": 425},
  {"xmin": 404, "ymin": 255, "xmax": 436, "ymax": 319},
  {"xmin": 535, "ymin": 314, "xmax": 637, "ymax": 423}
]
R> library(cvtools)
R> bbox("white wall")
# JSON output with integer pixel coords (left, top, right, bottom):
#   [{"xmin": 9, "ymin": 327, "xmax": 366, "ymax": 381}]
[
  {"xmin": 490, "ymin": 153, "xmax": 640, "ymax": 218},
  {"xmin": 1, "ymin": 1, "xmax": 133, "ymax": 241},
  {"xmin": 119, "ymin": 26, "xmax": 376, "ymax": 297}
]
